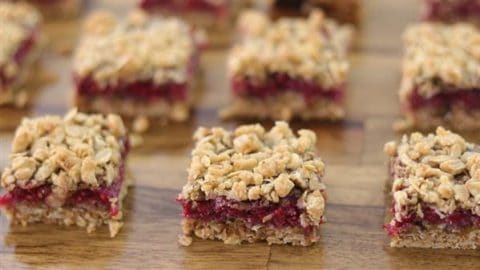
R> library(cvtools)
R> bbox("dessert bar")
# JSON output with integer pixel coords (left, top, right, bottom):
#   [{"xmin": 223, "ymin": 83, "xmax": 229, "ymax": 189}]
[
  {"xmin": 179, "ymin": 121, "xmax": 327, "ymax": 246},
  {"xmin": 384, "ymin": 127, "xmax": 480, "ymax": 249},
  {"xmin": 421, "ymin": 0, "xmax": 480, "ymax": 24},
  {"xmin": 273, "ymin": 0, "xmax": 361, "ymax": 25},
  {"xmin": 0, "ymin": 109, "xmax": 130, "ymax": 237},
  {"xmin": 0, "ymin": 2, "xmax": 42, "ymax": 107},
  {"xmin": 398, "ymin": 23, "xmax": 480, "ymax": 130},
  {"xmin": 221, "ymin": 10, "xmax": 352, "ymax": 121},
  {"xmin": 73, "ymin": 11, "xmax": 201, "ymax": 122}
]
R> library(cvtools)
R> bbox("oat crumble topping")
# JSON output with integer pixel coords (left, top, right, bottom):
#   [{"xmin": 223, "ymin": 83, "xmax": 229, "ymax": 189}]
[
  {"xmin": 385, "ymin": 127, "xmax": 480, "ymax": 221},
  {"xmin": 228, "ymin": 10, "xmax": 352, "ymax": 89},
  {"xmin": 73, "ymin": 10, "xmax": 197, "ymax": 87},
  {"xmin": 180, "ymin": 121, "xmax": 326, "ymax": 223},
  {"xmin": 400, "ymin": 23, "xmax": 480, "ymax": 101},
  {"xmin": 0, "ymin": 108, "xmax": 128, "ymax": 195},
  {"xmin": 0, "ymin": 2, "xmax": 41, "ymax": 74}
]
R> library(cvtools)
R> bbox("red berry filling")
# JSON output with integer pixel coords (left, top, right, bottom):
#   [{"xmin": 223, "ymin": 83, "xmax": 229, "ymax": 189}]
[
  {"xmin": 385, "ymin": 205, "xmax": 480, "ymax": 236},
  {"xmin": 0, "ymin": 139, "xmax": 129, "ymax": 217},
  {"xmin": 75, "ymin": 76, "xmax": 189, "ymax": 103},
  {"xmin": 74, "ymin": 49, "xmax": 199, "ymax": 103},
  {"xmin": 139, "ymin": 0, "xmax": 228, "ymax": 17},
  {"xmin": 0, "ymin": 28, "xmax": 38, "ymax": 90},
  {"xmin": 232, "ymin": 74, "xmax": 344, "ymax": 105},
  {"xmin": 178, "ymin": 189, "xmax": 317, "ymax": 233},
  {"xmin": 422, "ymin": 0, "xmax": 480, "ymax": 21},
  {"xmin": 406, "ymin": 88, "xmax": 480, "ymax": 112},
  {"xmin": 0, "ymin": 184, "xmax": 52, "ymax": 206}
]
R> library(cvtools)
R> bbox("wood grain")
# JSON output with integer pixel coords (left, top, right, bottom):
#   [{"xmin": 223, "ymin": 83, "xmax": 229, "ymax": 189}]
[{"xmin": 1, "ymin": 0, "xmax": 480, "ymax": 269}]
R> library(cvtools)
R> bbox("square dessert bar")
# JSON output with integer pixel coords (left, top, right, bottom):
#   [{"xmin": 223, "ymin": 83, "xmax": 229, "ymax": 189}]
[
  {"xmin": 222, "ymin": 10, "xmax": 352, "ymax": 121},
  {"xmin": 73, "ymin": 11, "xmax": 200, "ymax": 122},
  {"xmin": 0, "ymin": 2, "xmax": 42, "ymax": 107},
  {"xmin": 384, "ymin": 127, "xmax": 480, "ymax": 249},
  {"xmin": 421, "ymin": 0, "xmax": 480, "ymax": 24},
  {"xmin": 178, "ymin": 121, "xmax": 327, "ymax": 246},
  {"xmin": 273, "ymin": 0, "xmax": 361, "ymax": 25},
  {"xmin": 0, "ymin": 109, "xmax": 130, "ymax": 237},
  {"xmin": 398, "ymin": 23, "xmax": 480, "ymax": 131}
]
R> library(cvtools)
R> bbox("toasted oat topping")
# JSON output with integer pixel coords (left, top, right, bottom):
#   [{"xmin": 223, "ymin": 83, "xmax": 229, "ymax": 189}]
[
  {"xmin": 0, "ymin": 2, "xmax": 41, "ymax": 75},
  {"xmin": 385, "ymin": 127, "xmax": 480, "ymax": 220},
  {"xmin": 400, "ymin": 23, "xmax": 480, "ymax": 101},
  {"xmin": 1, "ymin": 109, "xmax": 128, "ymax": 195},
  {"xmin": 180, "ymin": 122, "xmax": 326, "ymax": 223},
  {"xmin": 73, "ymin": 10, "xmax": 197, "ymax": 87},
  {"xmin": 228, "ymin": 10, "xmax": 352, "ymax": 89}
]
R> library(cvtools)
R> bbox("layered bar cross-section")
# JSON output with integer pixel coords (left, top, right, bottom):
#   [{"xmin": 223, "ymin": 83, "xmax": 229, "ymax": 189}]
[
  {"xmin": 0, "ymin": 109, "xmax": 130, "ymax": 237},
  {"xmin": 384, "ymin": 127, "xmax": 480, "ymax": 249},
  {"xmin": 398, "ymin": 23, "xmax": 480, "ymax": 130},
  {"xmin": 0, "ymin": 2, "xmax": 42, "ymax": 107},
  {"xmin": 221, "ymin": 10, "xmax": 352, "ymax": 121},
  {"xmin": 179, "ymin": 121, "xmax": 327, "ymax": 246},
  {"xmin": 73, "ymin": 11, "xmax": 200, "ymax": 122}
]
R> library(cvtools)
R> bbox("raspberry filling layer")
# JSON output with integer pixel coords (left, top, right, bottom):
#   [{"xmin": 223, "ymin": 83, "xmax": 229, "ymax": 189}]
[
  {"xmin": 232, "ymin": 74, "xmax": 344, "ymax": 104},
  {"xmin": 74, "ymin": 50, "xmax": 199, "ymax": 103},
  {"xmin": 385, "ymin": 206, "xmax": 480, "ymax": 236},
  {"xmin": 422, "ymin": 0, "xmax": 480, "ymax": 21},
  {"xmin": 139, "ymin": 0, "xmax": 228, "ymax": 17},
  {"xmin": 0, "ymin": 139, "xmax": 129, "ymax": 217},
  {"xmin": 178, "ymin": 190, "xmax": 317, "ymax": 233},
  {"xmin": 75, "ymin": 76, "xmax": 189, "ymax": 103},
  {"xmin": 0, "ymin": 29, "xmax": 38, "ymax": 90},
  {"xmin": 406, "ymin": 88, "xmax": 480, "ymax": 112}
]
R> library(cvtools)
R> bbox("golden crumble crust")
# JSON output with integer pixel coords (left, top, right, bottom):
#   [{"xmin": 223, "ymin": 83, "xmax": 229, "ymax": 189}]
[
  {"xmin": 385, "ymin": 127, "xmax": 480, "ymax": 223},
  {"xmin": 73, "ymin": 10, "xmax": 197, "ymax": 87},
  {"xmin": 0, "ymin": 2, "xmax": 41, "ymax": 76},
  {"xmin": 180, "ymin": 121, "xmax": 326, "ymax": 224},
  {"xmin": 0, "ymin": 109, "xmax": 128, "ymax": 196},
  {"xmin": 400, "ymin": 23, "xmax": 480, "ymax": 101},
  {"xmin": 228, "ymin": 10, "xmax": 352, "ymax": 89}
]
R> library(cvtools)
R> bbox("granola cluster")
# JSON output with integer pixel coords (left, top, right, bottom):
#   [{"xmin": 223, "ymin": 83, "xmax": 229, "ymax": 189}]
[
  {"xmin": 228, "ymin": 10, "xmax": 352, "ymax": 89},
  {"xmin": 0, "ymin": 2, "xmax": 41, "ymax": 79},
  {"xmin": 73, "ymin": 10, "xmax": 197, "ymax": 87},
  {"xmin": 400, "ymin": 23, "xmax": 480, "ymax": 101},
  {"xmin": 385, "ymin": 127, "xmax": 480, "ymax": 221},
  {"xmin": 180, "ymin": 121, "xmax": 326, "ymax": 224},
  {"xmin": 0, "ymin": 109, "xmax": 128, "ymax": 198}
]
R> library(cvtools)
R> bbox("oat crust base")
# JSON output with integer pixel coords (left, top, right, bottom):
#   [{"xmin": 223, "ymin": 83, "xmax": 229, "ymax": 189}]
[
  {"xmin": 182, "ymin": 218, "xmax": 319, "ymax": 246},
  {"xmin": 398, "ymin": 105, "xmax": 480, "ymax": 131},
  {"xmin": 220, "ymin": 92, "xmax": 344, "ymax": 121},
  {"xmin": 74, "ymin": 95, "xmax": 191, "ymax": 122},
  {"xmin": 391, "ymin": 227, "xmax": 480, "ymax": 249}
]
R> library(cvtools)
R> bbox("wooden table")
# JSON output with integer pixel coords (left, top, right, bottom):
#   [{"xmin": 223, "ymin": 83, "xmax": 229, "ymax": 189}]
[{"xmin": 1, "ymin": 0, "xmax": 480, "ymax": 269}]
